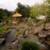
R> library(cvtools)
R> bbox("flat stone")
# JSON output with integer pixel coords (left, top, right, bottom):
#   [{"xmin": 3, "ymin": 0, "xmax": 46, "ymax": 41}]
[{"xmin": 5, "ymin": 28, "xmax": 17, "ymax": 43}]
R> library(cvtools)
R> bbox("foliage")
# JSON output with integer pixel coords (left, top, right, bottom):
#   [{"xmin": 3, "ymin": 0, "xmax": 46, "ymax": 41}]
[
  {"xmin": 0, "ymin": 9, "xmax": 12, "ymax": 22},
  {"xmin": 30, "ymin": 0, "xmax": 50, "ymax": 22},
  {"xmin": 15, "ymin": 1, "xmax": 50, "ymax": 23},
  {"xmin": 46, "ymin": 0, "xmax": 50, "ymax": 22},
  {"xmin": 21, "ymin": 41, "xmax": 40, "ymax": 50},
  {"xmin": 30, "ymin": 4, "xmax": 48, "ymax": 17},
  {"xmin": 30, "ymin": 5, "xmax": 40, "ymax": 18},
  {"xmin": 0, "ymin": 27, "xmax": 4, "ymax": 33},
  {"xmin": 0, "ymin": 26, "xmax": 5, "ymax": 37},
  {"xmin": 39, "ymin": 4, "xmax": 48, "ymax": 15},
  {"xmin": 16, "ymin": 3, "xmax": 30, "ymax": 17}
]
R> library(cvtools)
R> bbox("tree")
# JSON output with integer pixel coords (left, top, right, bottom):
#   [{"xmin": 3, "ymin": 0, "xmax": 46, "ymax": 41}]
[
  {"xmin": 30, "ymin": 5, "xmax": 40, "ymax": 18},
  {"xmin": 46, "ymin": 0, "xmax": 50, "ymax": 22},
  {"xmin": 16, "ymin": 3, "xmax": 30, "ymax": 17},
  {"xmin": 29, "ymin": 5, "xmax": 42, "ymax": 23},
  {"xmin": 0, "ymin": 9, "xmax": 12, "ymax": 22}
]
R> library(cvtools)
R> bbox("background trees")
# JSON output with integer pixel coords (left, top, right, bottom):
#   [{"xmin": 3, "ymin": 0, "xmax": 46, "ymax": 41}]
[
  {"xmin": 16, "ymin": 3, "xmax": 31, "ymax": 18},
  {"xmin": 0, "ymin": 9, "xmax": 12, "ymax": 22},
  {"xmin": 30, "ymin": 5, "xmax": 40, "ymax": 18},
  {"xmin": 46, "ymin": 0, "xmax": 50, "ymax": 22}
]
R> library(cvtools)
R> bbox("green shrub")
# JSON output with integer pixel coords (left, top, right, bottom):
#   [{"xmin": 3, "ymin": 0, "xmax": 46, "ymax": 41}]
[
  {"xmin": 0, "ymin": 26, "xmax": 9, "ymax": 38},
  {"xmin": 21, "ymin": 41, "xmax": 40, "ymax": 50}
]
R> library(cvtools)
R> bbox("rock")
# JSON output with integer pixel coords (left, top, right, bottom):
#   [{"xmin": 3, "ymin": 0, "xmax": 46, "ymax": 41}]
[
  {"xmin": 33, "ymin": 24, "xmax": 44, "ymax": 34},
  {"xmin": 47, "ymin": 30, "xmax": 50, "ymax": 35},
  {"xmin": 38, "ymin": 32, "xmax": 47, "ymax": 38},
  {"xmin": 45, "ymin": 23, "xmax": 50, "ymax": 29},
  {"xmin": 5, "ymin": 28, "xmax": 17, "ymax": 43},
  {"xmin": 0, "ymin": 38, "xmax": 5, "ymax": 44}
]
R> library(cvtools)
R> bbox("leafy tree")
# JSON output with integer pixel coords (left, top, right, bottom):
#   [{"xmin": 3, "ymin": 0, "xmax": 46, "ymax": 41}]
[
  {"xmin": 30, "ymin": 5, "xmax": 40, "ymax": 18},
  {"xmin": 29, "ymin": 5, "xmax": 42, "ymax": 23},
  {"xmin": 39, "ymin": 3, "xmax": 48, "ymax": 15},
  {"xmin": 46, "ymin": 0, "xmax": 50, "ymax": 22},
  {"xmin": 0, "ymin": 9, "xmax": 12, "ymax": 22},
  {"xmin": 16, "ymin": 3, "xmax": 30, "ymax": 17}
]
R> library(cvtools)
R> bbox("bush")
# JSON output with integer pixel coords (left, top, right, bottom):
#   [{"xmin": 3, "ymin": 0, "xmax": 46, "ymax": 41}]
[{"xmin": 21, "ymin": 41, "xmax": 40, "ymax": 50}]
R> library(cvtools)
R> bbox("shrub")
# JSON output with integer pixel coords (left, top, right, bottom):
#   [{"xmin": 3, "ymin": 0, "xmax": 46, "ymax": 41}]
[{"xmin": 21, "ymin": 41, "xmax": 40, "ymax": 50}]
